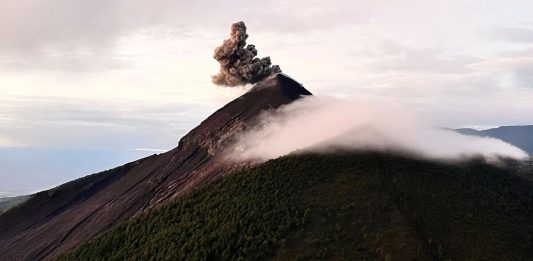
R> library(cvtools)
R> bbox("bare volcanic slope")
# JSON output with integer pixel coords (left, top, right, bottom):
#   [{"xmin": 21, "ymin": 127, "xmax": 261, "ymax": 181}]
[{"xmin": 0, "ymin": 73, "xmax": 311, "ymax": 260}]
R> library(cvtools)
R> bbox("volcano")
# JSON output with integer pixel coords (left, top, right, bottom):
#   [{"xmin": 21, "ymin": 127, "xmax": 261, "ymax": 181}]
[{"xmin": 0, "ymin": 73, "xmax": 312, "ymax": 260}]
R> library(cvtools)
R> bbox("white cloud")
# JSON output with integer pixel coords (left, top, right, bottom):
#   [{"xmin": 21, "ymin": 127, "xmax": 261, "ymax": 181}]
[
  {"xmin": 0, "ymin": 191, "xmax": 15, "ymax": 198},
  {"xmin": 494, "ymin": 25, "xmax": 533, "ymax": 43},
  {"xmin": 0, "ymin": 0, "xmax": 373, "ymax": 72},
  {"xmin": 0, "ymin": 135, "xmax": 21, "ymax": 148},
  {"xmin": 0, "ymin": 95, "xmax": 219, "ymax": 150},
  {"xmin": 226, "ymin": 96, "xmax": 528, "ymax": 162}
]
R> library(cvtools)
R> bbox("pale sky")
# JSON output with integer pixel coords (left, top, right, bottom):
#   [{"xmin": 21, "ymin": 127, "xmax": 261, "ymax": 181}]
[{"xmin": 1, "ymin": 0, "xmax": 533, "ymax": 195}]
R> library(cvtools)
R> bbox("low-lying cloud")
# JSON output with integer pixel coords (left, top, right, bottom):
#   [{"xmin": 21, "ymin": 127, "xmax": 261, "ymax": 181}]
[{"xmin": 226, "ymin": 96, "xmax": 528, "ymax": 162}]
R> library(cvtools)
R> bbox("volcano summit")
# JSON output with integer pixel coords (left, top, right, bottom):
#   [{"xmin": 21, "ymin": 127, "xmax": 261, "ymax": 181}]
[{"xmin": 0, "ymin": 73, "xmax": 311, "ymax": 260}]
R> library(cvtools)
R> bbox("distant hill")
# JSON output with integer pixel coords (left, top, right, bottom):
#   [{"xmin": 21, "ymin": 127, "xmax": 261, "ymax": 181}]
[
  {"xmin": 0, "ymin": 195, "xmax": 29, "ymax": 214},
  {"xmin": 456, "ymin": 125, "xmax": 533, "ymax": 155},
  {"xmin": 59, "ymin": 152, "xmax": 533, "ymax": 261}
]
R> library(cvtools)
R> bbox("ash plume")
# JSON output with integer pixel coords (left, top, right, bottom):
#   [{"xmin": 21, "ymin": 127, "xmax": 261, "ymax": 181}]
[{"xmin": 212, "ymin": 21, "xmax": 281, "ymax": 86}]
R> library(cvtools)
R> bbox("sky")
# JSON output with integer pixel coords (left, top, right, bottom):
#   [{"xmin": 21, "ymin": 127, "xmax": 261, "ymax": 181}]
[{"xmin": 1, "ymin": 0, "xmax": 533, "ymax": 195}]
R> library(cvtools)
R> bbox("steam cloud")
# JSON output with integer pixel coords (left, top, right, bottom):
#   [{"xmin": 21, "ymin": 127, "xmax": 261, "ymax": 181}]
[
  {"xmin": 226, "ymin": 96, "xmax": 528, "ymax": 162},
  {"xmin": 212, "ymin": 21, "xmax": 281, "ymax": 86}
]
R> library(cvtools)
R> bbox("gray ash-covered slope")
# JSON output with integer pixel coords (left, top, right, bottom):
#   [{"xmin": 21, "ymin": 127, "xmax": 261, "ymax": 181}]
[
  {"xmin": 456, "ymin": 125, "xmax": 533, "ymax": 155},
  {"xmin": 0, "ymin": 73, "xmax": 311, "ymax": 261}
]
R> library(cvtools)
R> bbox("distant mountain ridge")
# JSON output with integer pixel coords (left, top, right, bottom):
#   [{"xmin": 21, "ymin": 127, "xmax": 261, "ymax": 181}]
[
  {"xmin": 0, "ymin": 195, "xmax": 29, "ymax": 214},
  {"xmin": 455, "ymin": 125, "xmax": 533, "ymax": 155}
]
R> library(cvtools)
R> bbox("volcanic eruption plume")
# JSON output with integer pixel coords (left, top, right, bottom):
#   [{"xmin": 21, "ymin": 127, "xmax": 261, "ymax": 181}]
[{"xmin": 212, "ymin": 21, "xmax": 281, "ymax": 86}]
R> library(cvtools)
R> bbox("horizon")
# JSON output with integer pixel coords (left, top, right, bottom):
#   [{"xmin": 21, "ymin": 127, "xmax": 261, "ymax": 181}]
[{"xmin": 1, "ymin": 0, "xmax": 533, "ymax": 195}]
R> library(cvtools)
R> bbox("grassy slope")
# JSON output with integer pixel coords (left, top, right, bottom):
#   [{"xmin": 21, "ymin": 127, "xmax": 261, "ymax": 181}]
[{"xmin": 58, "ymin": 152, "xmax": 533, "ymax": 261}]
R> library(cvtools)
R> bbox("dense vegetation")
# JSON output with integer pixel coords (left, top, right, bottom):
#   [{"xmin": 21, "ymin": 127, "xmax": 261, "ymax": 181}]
[{"xmin": 59, "ymin": 152, "xmax": 533, "ymax": 260}]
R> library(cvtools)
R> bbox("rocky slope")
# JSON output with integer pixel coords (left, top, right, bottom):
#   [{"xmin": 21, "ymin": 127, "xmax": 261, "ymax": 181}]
[{"xmin": 0, "ymin": 73, "xmax": 311, "ymax": 260}]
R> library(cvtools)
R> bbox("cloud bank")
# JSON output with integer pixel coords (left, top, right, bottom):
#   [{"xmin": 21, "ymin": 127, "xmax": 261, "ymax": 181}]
[{"xmin": 226, "ymin": 96, "xmax": 528, "ymax": 162}]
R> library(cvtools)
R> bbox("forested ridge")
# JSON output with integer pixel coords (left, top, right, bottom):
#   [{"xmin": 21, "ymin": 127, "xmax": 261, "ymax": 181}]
[{"xmin": 59, "ymin": 151, "xmax": 533, "ymax": 260}]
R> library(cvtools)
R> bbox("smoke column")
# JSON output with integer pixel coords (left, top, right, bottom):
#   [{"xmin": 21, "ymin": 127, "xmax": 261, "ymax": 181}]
[
  {"xmin": 226, "ymin": 96, "xmax": 528, "ymax": 162},
  {"xmin": 212, "ymin": 21, "xmax": 281, "ymax": 86}
]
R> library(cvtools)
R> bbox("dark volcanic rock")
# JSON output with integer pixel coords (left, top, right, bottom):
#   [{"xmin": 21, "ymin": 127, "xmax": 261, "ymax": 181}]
[{"xmin": 0, "ymin": 73, "xmax": 311, "ymax": 260}]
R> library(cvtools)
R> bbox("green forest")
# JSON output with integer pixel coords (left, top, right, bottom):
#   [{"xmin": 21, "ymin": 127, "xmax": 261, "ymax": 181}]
[{"xmin": 58, "ymin": 151, "xmax": 533, "ymax": 260}]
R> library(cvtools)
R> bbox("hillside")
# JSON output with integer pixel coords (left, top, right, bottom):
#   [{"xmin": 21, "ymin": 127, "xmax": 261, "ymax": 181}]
[
  {"xmin": 0, "ymin": 73, "xmax": 312, "ymax": 260},
  {"xmin": 59, "ymin": 151, "xmax": 533, "ymax": 261},
  {"xmin": 456, "ymin": 125, "xmax": 533, "ymax": 155}
]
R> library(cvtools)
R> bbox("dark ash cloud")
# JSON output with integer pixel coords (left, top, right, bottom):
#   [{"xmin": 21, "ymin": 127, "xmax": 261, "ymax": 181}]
[{"xmin": 212, "ymin": 21, "xmax": 281, "ymax": 86}]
